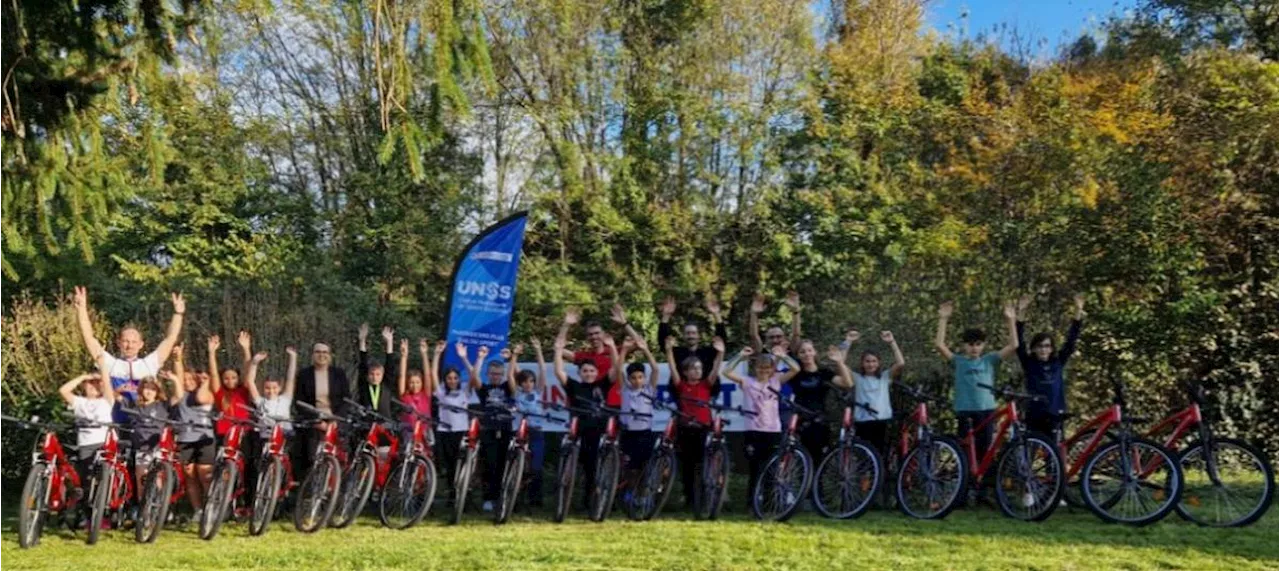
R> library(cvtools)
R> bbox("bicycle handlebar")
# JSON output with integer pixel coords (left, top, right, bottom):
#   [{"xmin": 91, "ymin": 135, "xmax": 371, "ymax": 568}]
[
  {"xmin": 976, "ymin": 383, "xmax": 1045, "ymax": 403},
  {"xmin": 766, "ymin": 387, "xmax": 818, "ymax": 417},
  {"xmin": 1, "ymin": 414, "xmax": 65, "ymax": 432},
  {"xmin": 896, "ymin": 383, "xmax": 942, "ymax": 403}
]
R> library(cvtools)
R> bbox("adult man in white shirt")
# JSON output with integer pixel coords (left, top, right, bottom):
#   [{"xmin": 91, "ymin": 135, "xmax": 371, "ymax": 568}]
[{"xmin": 73, "ymin": 286, "xmax": 185, "ymax": 420}]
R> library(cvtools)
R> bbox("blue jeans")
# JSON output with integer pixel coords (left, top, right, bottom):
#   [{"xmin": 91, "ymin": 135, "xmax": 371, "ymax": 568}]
[{"xmin": 527, "ymin": 430, "xmax": 545, "ymax": 504}]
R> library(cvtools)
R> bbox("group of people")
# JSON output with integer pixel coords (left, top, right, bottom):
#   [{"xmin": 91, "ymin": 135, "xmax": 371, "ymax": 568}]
[{"xmin": 58, "ymin": 286, "xmax": 1085, "ymax": 524}]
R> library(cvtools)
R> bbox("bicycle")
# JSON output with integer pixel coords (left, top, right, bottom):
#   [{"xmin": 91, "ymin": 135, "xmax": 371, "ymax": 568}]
[
  {"xmin": 543, "ymin": 400, "xmax": 593, "ymax": 523},
  {"xmin": 380, "ymin": 399, "xmax": 439, "ymax": 529},
  {"xmin": 893, "ymin": 384, "xmax": 967, "ymax": 519},
  {"xmin": 4, "ymin": 415, "xmax": 85, "ymax": 548},
  {"xmin": 199, "ymin": 412, "xmax": 255, "ymax": 540},
  {"xmin": 626, "ymin": 392, "xmax": 686, "ymax": 521},
  {"xmin": 124, "ymin": 410, "xmax": 200, "ymax": 543},
  {"xmin": 682, "ymin": 397, "xmax": 745, "ymax": 521},
  {"xmin": 439, "ymin": 402, "xmax": 483, "ymax": 525},
  {"xmin": 811, "ymin": 392, "xmax": 884, "ymax": 520},
  {"xmin": 1075, "ymin": 378, "xmax": 1182, "ymax": 526},
  {"xmin": 958, "ymin": 383, "xmax": 1065, "ymax": 521},
  {"xmin": 245, "ymin": 408, "xmax": 296, "ymax": 537},
  {"xmin": 331, "ymin": 397, "xmax": 400, "ymax": 529},
  {"xmin": 292, "ymin": 401, "xmax": 351, "ymax": 533},
  {"xmin": 81, "ymin": 419, "xmax": 134, "ymax": 545},
  {"xmin": 1144, "ymin": 382, "xmax": 1275, "ymax": 527},
  {"xmin": 495, "ymin": 406, "xmax": 561, "ymax": 524},
  {"xmin": 748, "ymin": 388, "xmax": 811, "ymax": 522}
]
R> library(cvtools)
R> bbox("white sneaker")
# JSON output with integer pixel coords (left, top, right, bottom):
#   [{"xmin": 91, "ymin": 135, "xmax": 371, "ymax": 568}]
[
  {"xmin": 482, "ymin": 501, "xmax": 494, "ymax": 512},
  {"xmin": 1022, "ymin": 492, "xmax": 1035, "ymax": 508},
  {"xmin": 193, "ymin": 508, "xmax": 203, "ymax": 523}
]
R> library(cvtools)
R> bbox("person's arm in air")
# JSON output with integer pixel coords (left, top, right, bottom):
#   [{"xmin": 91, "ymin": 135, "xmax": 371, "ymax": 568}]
[
  {"xmin": 775, "ymin": 345, "xmax": 803, "ymax": 384},
  {"xmin": 883, "ymin": 331, "xmax": 906, "ymax": 380},
  {"xmin": 1060, "ymin": 294, "xmax": 1085, "ymax": 362},
  {"xmin": 382, "ymin": 326, "xmax": 397, "ymax": 387},
  {"xmin": 633, "ymin": 336, "xmax": 660, "ymax": 390},
  {"xmin": 557, "ymin": 307, "xmax": 580, "ymax": 362},
  {"xmin": 244, "ymin": 351, "xmax": 267, "ymax": 402},
  {"xmin": 749, "ymin": 293, "xmax": 765, "ymax": 352},
  {"xmin": 998, "ymin": 302, "xmax": 1019, "ymax": 361},
  {"xmin": 664, "ymin": 336, "xmax": 682, "ymax": 386},
  {"xmin": 430, "ymin": 340, "xmax": 445, "ymax": 394},
  {"xmin": 152, "ymin": 292, "xmax": 187, "ymax": 363},
  {"xmin": 658, "ymin": 296, "xmax": 675, "ymax": 353},
  {"xmin": 707, "ymin": 297, "xmax": 727, "ymax": 341},
  {"xmin": 458, "ymin": 343, "xmax": 479, "ymax": 390},
  {"xmin": 59, "ymin": 373, "xmax": 97, "ymax": 406},
  {"xmin": 168, "ymin": 344, "xmax": 188, "ymax": 405},
  {"xmin": 193, "ymin": 369, "xmax": 214, "ymax": 406},
  {"xmin": 709, "ymin": 337, "xmax": 726, "ymax": 394},
  {"xmin": 208, "ymin": 335, "xmax": 223, "ymax": 393},
  {"xmin": 237, "ymin": 330, "xmax": 254, "ymax": 389},
  {"xmin": 1014, "ymin": 295, "xmax": 1031, "ymax": 362},
  {"xmin": 507, "ymin": 343, "xmax": 524, "ymax": 394},
  {"xmin": 531, "ymin": 338, "xmax": 547, "ymax": 392},
  {"xmin": 934, "ymin": 302, "xmax": 955, "ymax": 361},
  {"xmin": 553, "ymin": 326, "xmax": 571, "ymax": 386},
  {"xmin": 604, "ymin": 335, "xmax": 621, "ymax": 386},
  {"xmin": 284, "ymin": 346, "xmax": 298, "ymax": 398},
  {"xmin": 784, "ymin": 291, "xmax": 802, "ymax": 350},
  {"xmin": 357, "ymin": 323, "xmax": 370, "ymax": 387},
  {"xmin": 721, "ymin": 347, "xmax": 750, "ymax": 385},
  {"xmin": 72, "ymin": 286, "xmax": 107, "ymax": 363},
  {"xmin": 398, "ymin": 339, "xmax": 410, "ymax": 396}
]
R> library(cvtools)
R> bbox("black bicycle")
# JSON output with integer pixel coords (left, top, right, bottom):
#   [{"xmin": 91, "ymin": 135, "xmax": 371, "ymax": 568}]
[{"xmin": 811, "ymin": 392, "xmax": 884, "ymax": 519}]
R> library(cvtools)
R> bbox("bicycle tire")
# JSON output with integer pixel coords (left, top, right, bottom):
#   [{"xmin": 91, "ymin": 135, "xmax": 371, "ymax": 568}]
[
  {"xmin": 629, "ymin": 447, "xmax": 676, "ymax": 521},
  {"xmin": 135, "ymin": 461, "xmax": 175, "ymax": 543},
  {"xmin": 1080, "ymin": 437, "xmax": 1181, "ymax": 526},
  {"xmin": 696, "ymin": 442, "xmax": 730, "ymax": 521},
  {"xmin": 589, "ymin": 445, "xmax": 621, "ymax": 522},
  {"xmin": 496, "ymin": 449, "xmax": 526, "ymax": 524},
  {"xmin": 249, "ymin": 455, "xmax": 284, "ymax": 536},
  {"xmin": 293, "ymin": 454, "xmax": 341, "ymax": 533},
  {"xmin": 86, "ymin": 463, "xmax": 111, "ymax": 545},
  {"xmin": 1175, "ymin": 437, "xmax": 1275, "ymax": 527},
  {"xmin": 813, "ymin": 440, "xmax": 882, "ymax": 519},
  {"xmin": 19, "ymin": 462, "xmax": 49, "ymax": 548},
  {"xmin": 552, "ymin": 443, "xmax": 580, "ymax": 523},
  {"xmin": 896, "ymin": 436, "xmax": 967, "ymax": 520},
  {"xmin": 199, "ymin": 460, "xmax": 239, "ymax": 540},
  {"xmin": 450, "ymin": 448, "xmax": 478, "ymax": 525},
  {"xmin": 752, "ymin": 445, "xmax": 812, "ymax": 522},
  {"xmin": 331, "ymin": 452, "xmax": 376, "ymax": 528},
  {"xmin": 380, "ymin": 455, "xmax": 436, "ymax": 529},
  {"xmin": 994, "ymin": 433, "xmax": 1064, "ymax": 521}
]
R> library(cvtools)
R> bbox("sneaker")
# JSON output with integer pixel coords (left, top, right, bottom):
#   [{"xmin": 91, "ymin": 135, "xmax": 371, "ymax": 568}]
[
  {"xmin": 192, "ymin": 508, "xmax": 203, "ymax": 524},
  {"xmin": 482, "ymin": 501, "xmax": 494, "ymax": 512},
  {"xmin": 1022, "ymin": 492, "xmax": 1036, "ymax": 508}
]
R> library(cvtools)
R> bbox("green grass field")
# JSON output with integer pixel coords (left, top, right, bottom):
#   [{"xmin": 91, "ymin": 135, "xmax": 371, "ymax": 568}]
[{"xmin": 3, "ymin": 501, "xmax": 1276, "ymax": 571}]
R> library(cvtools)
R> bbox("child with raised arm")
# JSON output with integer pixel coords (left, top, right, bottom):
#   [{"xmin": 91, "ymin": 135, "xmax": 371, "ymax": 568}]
[
  {"xmin": 507, "ymin": 339, "xmax": 548, "ymax": 506},
  {"xmin": 847, "ymin": 330, "xmax": 905, "ymax": 457},
  {"xmin": 934, "ymin": 301, "xmax": 1019, "ymax": 457},
  {"xmin": 610, "ymin": 304, "xmax": 660, "ymax": 474},
  {"xmin": 256, "ymin": 345, "xmax": 297, "ymax": 440},
  {"xmin": 1015, "ymin": 294, "xmax": 1086, "ymax": 441},
  {"xmin": 58, "ymin": 365, "xmax": 115, "ymax": 519},
  {"xmin": 555, "ymin": 308, "xmax": 615, "ymax": 510},
  {"xmin": 664, "ymin": 331, "xmax": 725, "ymax": 511},
  {"xmin": 722, "ymin": 344, "xmax": 800, "ymax": 501},
  {"xmin": 397, "ymin": 339, "xmax": 433, "ymax": 433}
]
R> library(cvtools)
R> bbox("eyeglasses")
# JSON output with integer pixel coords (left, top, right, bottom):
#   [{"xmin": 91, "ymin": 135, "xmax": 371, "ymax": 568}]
[{"xmin": 1035, "ymin": 344, "xmax": 1054, "ymax": 350}]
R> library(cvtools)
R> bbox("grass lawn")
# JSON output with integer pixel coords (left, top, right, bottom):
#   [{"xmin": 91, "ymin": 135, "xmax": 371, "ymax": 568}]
[{"xmin": 2, "ymin": 500, "xmax": 1276, "ymax": 571}]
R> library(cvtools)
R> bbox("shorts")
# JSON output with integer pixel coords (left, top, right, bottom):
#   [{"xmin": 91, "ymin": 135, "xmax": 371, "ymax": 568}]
[
  {"xmin": 179, "ymin": 438, "xmax": 217, "ymax": 465},
  {"xmin": 621, "ymin": 429, "xmax": 654, "ymax": 469}
]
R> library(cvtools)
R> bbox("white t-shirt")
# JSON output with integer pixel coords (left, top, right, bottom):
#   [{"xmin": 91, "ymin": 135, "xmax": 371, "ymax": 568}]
[
  {"xmin": 100, "ymin": 352, "xmax": 163, "ymax": 396},
  {"xmin": 436, "ymin": 386, "xmax": 472, "ymax": 433},
  {"xmin": 256, "ymin": 395, "xmax": 294, "ymax": 435},
  {"xmin": 620, "ymin": 384, "xmax": 654, "ymax": 431},
  {"xmin": 853, "ymin": 370, "xmax": 894, "ymax": 422},
  {"xmin": 70, "ymin": 396, "xmax": 115, "ymax": 447}
]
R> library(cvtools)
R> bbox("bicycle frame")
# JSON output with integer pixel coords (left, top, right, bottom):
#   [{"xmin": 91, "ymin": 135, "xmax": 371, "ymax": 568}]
[
  {"xmin": 960, "ymin": 401, "xmax": 1019, "ymax": 480},
  {"xmin": 35, "ymin": 430, "xmax": 81, "ymax": 512},
  {"xmin": 895, "ymin": 400, "xmax": 931, "ymax": 460},
  {"xmin": 154, "ymin": 424, "xmax": 188, "ymax": 504},
  {"xmin": 216, "ymin": 423, "xmax": 250, "ymax": 505},
  {"xmin": 405, "ymin": 418, "xmax": 435, "ymax": 460},
  {"xmin": 1060, "ymin": 404, "xmax": 1122, "ymax": 482},
  {"xmin": 262, "ymin": 424, "xmax": 295, "ymax": 499},
  {"xmin": 97, "ymin": 428, "xmax": 135, "ymax": 511},
  {"xmin": 355, "ymin": 422, "xmax": 400, "ymax": 489},
  {"xmin": 1145, "ymin": 402, "xmax": 1203, "ymax": 452}
]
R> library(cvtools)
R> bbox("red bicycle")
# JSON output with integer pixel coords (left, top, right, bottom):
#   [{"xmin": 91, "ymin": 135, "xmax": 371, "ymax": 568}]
[
  {"xmin": 293, "ymin": 402, "xmax": 351, "ymax": 533},
  {"xmin": 75, "ymin": 419, "xmax": 135, "ymax": 545},
  {"xmin": 627, "ymin": 393, "xmax": 685, "ymax": 521},
  {"xmin": 128, "ymin": 412, "xmax": 195, "ymax": 543},
  {"xmin": 5, "ymin": 415, "xmax": 85, "ymax": 548},
  {"xmin": 811, "ymin": 392, "xmax": 884, "ymax": 520},
  {"xmin": 1058, "ymin": 379, "xmax": 1182, "ymax": 526},
  {"xmin": 893, "ymin": 384, "xmax": 967, "ymax": 519},
  {"xmin": 198, "ymin": 413, "xmax": 255, "ymax": 540},
  {"xmin": 331, "ymin": 398, "xmax": 400, "ymax": 528},
  {"xmin": 958, "ymin": 383, "xmax": 1065, "ymax": 521},
  {"xmin": 439, "ymin": 402, "xmax": 483, "ymax": 525},
  {"xmin": 380, "ymin": 399, "xmax": 439, "ymax": 529},
  {"xmin": 495, "ymin": 407, "xmax": 560, "ymax": 525},
  {"xmin": 247, "ymin": 410, "xmax": 296, "ymax": 536},
  {"xmin": 1144, "ymin": 383, "xmax": 1275, "ymax": 527}
]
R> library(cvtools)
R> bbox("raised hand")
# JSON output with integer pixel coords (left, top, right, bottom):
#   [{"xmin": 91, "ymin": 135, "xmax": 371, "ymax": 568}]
[
  {"xmin": 704, "ymin": 297, "xmax": 721, "ymax": 319},
  {"xmin": 358, "ymin": 323, "xmax": 369, "ymax": 342},
  {"xmin": 171, "ymin": 292, "xmax": 186, "ymax": 314},
  {"xmin": 601, "ymin": 333, "xmax": 616, "ymax": 349},
  {"xmin": 1002, "ymin": 302, "xmax": 1017, "ymax": 320},
  {"xmin": 664, "ymin": 336, "xmax": 677, "ymax": 351},
  {"xmin": 740, "ymin": 346, "xmax": 755, "ymax": 357},
  {"xmin": 1017, "ymin": 295, "xmax": 1032, "ymax": 313},
  {"xmin": 632, "ymin": 336, "xmax": 649, "ymax": 351},
  {"xmin": 750, "ymin": 293, "xmax": 766, "ymax": 314},
  {"xmin": 660, "ymin": 296, "xmax": 676, "ymax": 319},
  {"xmin": 530, "ymin": 337, "xmax": 542, "ymax": 351},
  {"xmin": 285, "ymin": 345, "xmax": 297, "ymax": 358},
  {"xmin": 826, "ymin": 345, "xmax": 845, "ymax": 362},
  {"xmin": 455, "ymin": 341, "xmax": 468, "ymax": 359},
  {"xmin": 784, "ymin": 291, "xmax": 800, "ymax": 310},
  {"xmin": 434, "ymin": 340, "xmax": 447, "ymax": 354},
  {"xmin": 252, "ymin": 351, "xmax": 269, "ymax": 364},
  {"xmin": 845, "ymin": 329, "xmax": 861, "ymax": 344},
  {"xmin": 511, "ymin": 343, "xmax": 525, "ymax": 356},
  {"xmin": 880, "ymin": 330, "xmax": 895, "ymax": 343},
  {"xmin": 237, "ymin": 330, "xmax": 252, "ymax": 351},
  {"xmin": 499, "ymin": 347, "xmax": 512, "ymax": 360},
  {"xmin": 208, "ymin": 335, "xmax": 221, "ymax": 353},
  {"xmin": 73, "ymin": 286, "xmax": 88, "ymax": 310},
  {"xmin": 621, "ymin": 336, "xmax": 636, "ymax": 351},
  {"xmin": 770, "ymin": 344, "xmax": 787, "ymax": 358},
  {"xmin": 712, "ymin": 336, "xmax": 726, "ymax": 353},
  {"xmin": 610, "ymin": 303, "xmax": 627, "ymax": 324},
  {"xmin": 381, "ymin": 326, "xmax": 395, "ymax": 345},
  {"xmin": 1074, "ymin": 293, "xmax": 1087, "ymax": 313},
  {"xmin": 563, "ymin": 307, "xmax": 581, "ymax": 326},
  {"xmin": 418, "ymin": 339, "xmax": 428, "ymax": 354},
  {"xmin": 400, "ymin": 339, "xmax": 410, "ymax": 355},
  {"xmin": 477, "ymin": 345, "xmax": 490, "ymax": 360},
  {"xmin": 938, "ymin": 301, "xmax": 954, "ymax": 318}
]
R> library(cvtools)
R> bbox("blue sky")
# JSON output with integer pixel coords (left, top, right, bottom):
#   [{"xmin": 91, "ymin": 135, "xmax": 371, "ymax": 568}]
[{"xmin": 925, "ymin": 0, "xmax": 1139, "ymax": 58}]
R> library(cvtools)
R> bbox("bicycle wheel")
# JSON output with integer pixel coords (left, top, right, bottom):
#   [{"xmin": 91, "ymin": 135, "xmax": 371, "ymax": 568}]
[
  {"xmin": 450, "ymin": 448, "xmax": 478, "ymax": 525},
  {"xmin": 994, "ymin": 433, "xmax": 1065, "ymax": 521},
  {"xmin": 18, "ymin": 462, "xmax": 49, "ymax": 548},
  {"xmin": 629, "ymin": 447, "xmax": 676, "ymax": 521},
  {"xmin": 588, "ymin": 445, "xmax": 621, "ymax": 522},
  {"xmin": 249, "ymin": 456, "xmax": 284, "ymax": 536},
  {"xmin": 199, "ymin": 460, "xmax": 239, "ymax": 540},
  {"xmin": 1080, "ymin": 437, "xmax": 1181, "ymax": 526},
  {"xmin": 135, "ymin": 462, "xmax": 175, "ymax": 543},
  {"xmin": 294, "ymin": 455, "xmax": 341, "ymax": 533},
  {"xmin": 695, "ymin": 442, "xmax": 730, "ymax": 521},
  {"xmin": 496, "ymin": 449, "xmax": 526, "ymax": 524},
  {"xmin": 896, "ymin": 436, "xmax": 967, "ymax": 520},
  {"xmin": 380, "ymin": 455, "xmax": 436, "ymax": 529},
  {"xmin": 752, "ymin": 446, "xmax": 812, "ymax": 522},
  {"xmin": 331, "ymin": 452, "xmax": 376, "ymax": 528},
  {"xmin": 813, "ymin": 440, "xmax": 882, "ymax": 519},
  {"xmin": 86, "ymin": 464, "xmax": 111, "ymax": 545},
  {"xmin": 552, "ymin": 443, "xmax": 580, "ymax": 523},
  {"xmin": 1176, "ymin": 438, "xmax": 1275, "ymax": 527},
  {"xmin": 1061, "ymin": 431, "xmax": 1103, "ymax": 508}
]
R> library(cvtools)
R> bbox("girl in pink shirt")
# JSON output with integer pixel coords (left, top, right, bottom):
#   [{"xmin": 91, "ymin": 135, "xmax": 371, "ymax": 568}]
[
  {"xmin": 722, "ymin": 345, "xmax": 800, "ymax": 502},
  {"xmin": 397, "ymin": 339, "xmax": 435, "ymax": 432}
]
